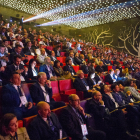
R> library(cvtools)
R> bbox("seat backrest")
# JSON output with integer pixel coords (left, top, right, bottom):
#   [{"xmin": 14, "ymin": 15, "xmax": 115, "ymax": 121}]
[
  {"xmin": 57, "ymin": 57, "xmax": 63, "ymax": 63},
  {"xmin": 51, "ymin": 81, "xmax": 59, "ymax": 94},
  {"xmin": 23, "ymin": 115, "xmax": 37, "ymax": 127},
  {"xmin": 80, "ymin": 100, "xmax": 87, "ymax": 111},
  {"xmin": 18, "ymin": 120, "xmax": 23, "ymax": 128},
  {"xmin": 60, "ymin": 52, "xmax": 66, "ymax": 57},
  {"xmin": 21, "ymin": 83, "xmax": 33, "ymax": 98},
  {"xmin": 112, "ymin": 66, "xmax": 116, "ymax": 70},
  {"xmin": 108, "ymin": 65, "xmax": 112, "ymax": 71},
  {"xmin": 72, "ymin": 66, "xmax": 80, "ymax": 73},
  {"xmin": 59, "ymin": 79, "xmax": 72, "ymax": 92},
  {"xmin": 52, "ymin": 106, "xmax": 67, "ymax": 117}
]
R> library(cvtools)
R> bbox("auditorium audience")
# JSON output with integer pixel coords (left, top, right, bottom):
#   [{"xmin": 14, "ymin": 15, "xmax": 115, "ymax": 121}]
[
  {"xmin": 36, "ymin": 48, "xmax": 47, "ymax": 64},
  {"xmin": 29, "ymin": 72, "xmax": 65, "ymax": 109},
  {"xmin": 0, "ymin": 113, "xmax": 30, "ymax": 140}
]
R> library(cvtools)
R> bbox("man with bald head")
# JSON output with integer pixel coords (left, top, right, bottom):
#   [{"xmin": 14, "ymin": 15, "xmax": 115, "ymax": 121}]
[
  {"xmin": 37, "ymin": 48, "xmax": 47, "ymax": 64},
  {"xmin": 27, "ymin": 101, "xmax": 68, "ymax": 140},
  {"xmin": 60, "ymin": 94, "xmax": 106, "ymax": 140},
  {"xmin": 39, "ymin": 56, "xmax": 57, "ymax": 81},
  {"xmin": 30, "ymin": 72, "xmax": 65, "ymax": 109}
]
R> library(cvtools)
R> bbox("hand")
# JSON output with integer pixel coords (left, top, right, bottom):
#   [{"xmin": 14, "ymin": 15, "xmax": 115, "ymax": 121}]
[
  {"xmin": 28, "ymin": 102, "xmax": 33, "ymax": 109},
  {"xmin": 24, "ymin": 67, "xmax": 28, "ymax": 73},
  {"xmin": 99, "ymin": 100, "xmax": 104, "ymax": 106},
  {"xmin": 3, "ymin": 57, "xmax": 9, "ymax": 62},
  {"xmin": 126, "ymin": 91, "xmax": 131, "ymax": 96},
  {"xmin": 0, "ymin": 67, "xmax": 5, "ymax": 72},
  {"xmin": 122, "ymin": 108, "xmax": 127, "ymax": 114},
  {"xmin": 47, "ymin": 80, "xmax": 51, "ymax": 88},
  {"xmin": 78, "ymin": 105, "xmax": 85, "ymax": 116},
  {"xmin": 129, "ymin": 103, "xmax": 134, "ymax": 106},
  {"xmin": 21, "ymin": 57, "xmax": 25, "ymax": 61}
]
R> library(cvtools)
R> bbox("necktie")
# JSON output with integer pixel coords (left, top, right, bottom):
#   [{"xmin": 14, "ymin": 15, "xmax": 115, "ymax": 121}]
[
  {"xmin": 75, "ymin": 109, "xmax": 84, "ymax": 124},
  {"xmin": 82, "ymin": 79, "xmax": 88, "ymax": 86},
  {"xmin": 17, "ymin": 86, "xmax": 23, "ymax": 96}
]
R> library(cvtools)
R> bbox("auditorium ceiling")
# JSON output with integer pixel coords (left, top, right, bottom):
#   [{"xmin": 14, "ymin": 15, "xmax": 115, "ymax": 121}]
[{"xmin": 0, "ymin": 0, "xmax": 140, "ymax": 29}]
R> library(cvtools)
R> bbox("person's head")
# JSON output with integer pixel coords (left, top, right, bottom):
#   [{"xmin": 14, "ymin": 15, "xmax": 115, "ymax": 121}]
[
  {"xmin": 13, "ymin": 55, "xmax": 22, "ymax": 66},
  {"xmin": 115, "ymin": 69, "xmax": 120, "ymax": 76},
  {"xmin": 0, "ymin": 113, "xmax": 18, "ymax": 135},
  {"xmin": 92, "ymin": 91, "xmax": 102, "ymax": 102},
  {"xmin": 15, "ymin": 45, "xmax": 22, "ymax": 54},
  {"xmin": 57, "ymin": 46, "xmax": 61, "ymax": 51},
  {"xmin": 103, "ymin": 85, "xmax": 111, "ymax": 93},
  {"xmin": 37, "ymin": 72, "xmax": 47, "ymax": 86},
  {"xmin": 0, "ymin": 45, "xmax": 5, "ymax": 54},
  {"xmin": 98, "ymin": 70, "xmax": 104, "ymax": 77},
  {"xmin": 74, "ymin": 52, "xmax": 79, "ymax": 57},
  {"xmin": 29, "ymin": 59, "xmax": 36, "ymax": 68},
  {"xmin": 119, "ymin": 83, "xmax": 124, "ymax": 91},
  {"xmin": 99, "ymin": 61, "xmax": 103, "ymax": 66},
  {"xmin": 51, "ymin": 51, "xmax": 55, "ymax": 57},
  {"xmin": 68, "ymin": 94, "xmax": 80, "ymax": 109},
  {"xmin": 44, "ymin": 57, "xmax": 51, "ymax": 65},
  {"xmin": 69, "ymin": 52, "xmax": 74, "ymax": 58},
  {"xmin": 27, "ymin": 41, "xmax": 32, "ymax": 48},
  {"xmin": 91, "ymin": 60, "xmax": 95, "ymax": 66},
  {"xmin": 3, "ymin": 40, "xmax": 8, "ymax": 46},
  {"xmin": 66, "ymin": 59, "xmax": 72, "ymax": 66},
  {"xmin": 128, "ymin": 69, "xmax": 132, "ymax": 74},
  {"xmin": 41, "ymin": 48, "xmax": 46, "ymax": 56},
  {"xmin": 135, "ymin": 68, "xmax": 139, "ymax": 73},
  {"xmin": 88, "ymin": 70, "xmax": 95, "ymax": 79},
  {"xmin": 109, "ymin": 69, "xmax": 114, "ymax": 75},
  {"xmin": 125, "ymin": 79, "xmax": 134, "ymax": 87},
  {"xmin": 16, "ymin": 35, "xmax": 20, "ymax": 41},
  {"xmin": 39, "ymin": 44, "xmax": 43, "ymax": 49},
  {"xmin": 111, "ymin": 83, "xmax": 120, "ymax": 92},
  {"xmin": 80, "ymin": 54, "xmax": 84, "ymax": 59},
  {"xmin": 54, "ymin": 60, "xmax": 60, "ymax": 68},
  {"xmin": 10, "ymin": 72, "xmax": 21, "ymax": 85},
  {"xmin": 37, "ymin": 101, "xmax": 51, "ymax": 118},
  {"xmin": 77, "ymin": 70, "xmax": 84, "ymax": 79}
]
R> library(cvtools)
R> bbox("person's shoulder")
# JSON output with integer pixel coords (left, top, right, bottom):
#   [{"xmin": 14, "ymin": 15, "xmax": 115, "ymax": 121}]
[
  {"xmin": 0, "ymin": 134, "xmax": 9, "ymax": 140},
  {"xmin": 17, "ymin": 127, "xmax": 28, "ymax": 134}
]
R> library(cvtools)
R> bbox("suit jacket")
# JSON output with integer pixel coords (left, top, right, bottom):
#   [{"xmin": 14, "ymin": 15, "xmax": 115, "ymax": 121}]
[
  {"xmin": 27, "ymin": 114, "xmax": 67, "ymax": 140},
  {"xmin": 88, "ymin": 66, "xmax": 95, "ymax": 73},
  {"xmin": 104, "ymin": 60, "xmax": 111, "ymax": 65},
  {"xmin": 74, "ymin": 57, "xmax": 82, "ymax": 65},
  {"xmin": 39, "ymin": 64, "xmax": 56, "ymax": 80},
  {"xmin": 54, "ymin": 50, "xmax": 61, "ymax": 57},
  {"xmin": 53, "ymin": 67, "xmax": 64, "ymax": 77},
  {"xmin": 102, "ymin": 94, "xmax": 116, "ymax": 112},
  {"xmin": 60, "ymin": 105, "xmax": 88, "ymax": 140},
  {"xmin": 95, "ymin": 65, "xmax": 104, "ymax": 72},
  {"xmin": 63, "ymin": 65, "xmax": 76, "ymax": 75},
  {"xmin": 50, "ymin": 56, "xmax": 57, "ymax": 62},
  {"xmin": 2, "ymin": 84, "xmax": 33, "ymax": 108},
  {"xmin": 0, "ymin": 127, "xmax": 29, "ymax": 140},
  {"xmin": 29, "ymin": 82, "xmax": 54, "ymax": 104},
  {"xmin": 28, "ymin": 67, "xmax": 38, "ymax": 81},
  {"xmin": 23, "ymin": 47, "xmax": 35, "ymax": 55},
  {"xmin": 87, "ymin": 77, "xmax": 96, "ymax": 89},
  {"xmin": 94, "ymin": 74, "xmax": 103, "ymax": 85},
  {"xmin": 66, "ymin": 57, "xmax": 77, "ymax": 65},
  {"xmin": 80, "ymin": 64, "xmax": 89, "ymax": 74},
  {"xmin": 4, "ymin": 64, "xmax": 27, "ymax": 81},
  {"xmin": 105, "ymin": 74, "xmax": 113, "ymax": 84}
]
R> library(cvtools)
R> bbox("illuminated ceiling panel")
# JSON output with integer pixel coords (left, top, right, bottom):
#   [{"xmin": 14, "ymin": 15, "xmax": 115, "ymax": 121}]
[{"xmin": 0, "ymin": 0, "xmax": 140, "ymax": 28}]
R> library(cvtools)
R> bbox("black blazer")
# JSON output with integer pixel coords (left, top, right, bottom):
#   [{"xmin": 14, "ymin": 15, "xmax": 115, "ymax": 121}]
[
  {"xmin": 80, "ymin": 64, "xmax": 89, "ymax": 74},
  {"xmin": 105, "ymin": 74, "xmax": 113, "ymax": 84},
  {"xmin": 28, "ymin": 67, "xmax": 38, "ymax": 81},
  {"xmin": 94, "ymin": 74, "xmax": 101, "ymax": 84},
  {"xmin": 95, "ymin": 65, "xmax": 104, "ymax": 72},
  {"xmin": 27, "ymin": 113, "xmax": 67, "ymax": 140},
  {"xmin": 60, "ymin": 105, "xmax": 88, "ymax": 140},
  {"xmin": 74, "ymin": 57, "xmax": 82, "ymax": 65},
  {"xmin": 87, "ymin": 77, "xmax": 96, "ymax": 89},
  {"xmin": 23, "ymin": 47, "xmax": 35, "ymax": 55},
  {"xmin": 63, "ymin": 65, "xmax": 76, "ymax": 75},
  {"xmin": 88, "ymin": 66, "xmax": 95, "ymax": 73},
  {"xmin": 29, "ymin": 82, "xmax": 54, "ymax": 104}
]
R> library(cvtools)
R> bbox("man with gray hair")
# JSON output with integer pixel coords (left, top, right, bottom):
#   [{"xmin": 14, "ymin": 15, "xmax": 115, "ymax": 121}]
[
  {"xmin": 30, "ymin": 72, "xmax": 65, "ymax": 110},
  {"xmin": 27, "ymin": 101, "xmax": 68, "ymax": 140},
  {"xmin": 39, "ymin": 56, "xmax": 57, "ymax": 81}
]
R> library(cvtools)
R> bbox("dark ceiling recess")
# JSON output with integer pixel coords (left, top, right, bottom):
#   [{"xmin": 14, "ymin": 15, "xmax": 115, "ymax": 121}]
[{"xmin": 16, "ymin": 14, "xmax": 20, "ymax": 17}]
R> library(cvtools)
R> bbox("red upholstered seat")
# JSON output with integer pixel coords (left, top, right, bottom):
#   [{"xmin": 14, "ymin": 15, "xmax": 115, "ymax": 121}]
[
  {"xmin": 60, "ymin": 52, "xmax": 66, "ymax": 57},
  {"xmin": 25, "ymin": 55, "xmax": 35, "ymax": 65},
  {"xmin": 46, "ymin": 46, "xmax": 53, "ymax": 51},
  {"xmin": 23, "ymin": 115, "xmax": 37, "ymax": 127},
  {"xmin": 72, "ymin": 66, "xmax": 80, "ymax": 73},
  {"xmin": 52, "ymin": 106, "xmax": 67, "ymax": 117},
  {"xmin": 57, "ymin": 57, "xmax": 63, "ymax": 63},
  {"xmin": 122, "ymin": 66, "xmax": 125, "ymax": 69},
  {"xmin": 18, "ymin": 120, "xmax": 23, "ymax": 128},
  {"xmin": 84, "ymin": 74, "xmax": 88, "ymax": 78},
  {"xmin": 111, "ymin": 61, "xmax": 114, "ymax": 65},
  {"xmin": 108, "ymin": 66, "xmax": 112, "ymax": 71},
  {"xmin": 120, "ymin": 61, "xmax": 123, "ymax": 65},
  {"xmin": 51, "ymin": 81, "xmax": 62, "ymax": 102},
  {"xmin": 63, "ymin": 57, "xmax": 66, "ymax": 63}
]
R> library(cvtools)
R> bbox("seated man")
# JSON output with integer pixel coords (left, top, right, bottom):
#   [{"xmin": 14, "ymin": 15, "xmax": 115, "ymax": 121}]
[
  {"xmin": 2, "ymin": 72, "xmax": 37, "ymax": 120},
  {"xmin": 37, "ymin": 48, "xmax": 47, "ymax": 64},
  {"xmin": 60, "ymin": 94, "xmax": 106, "ymax": 140},
  {"xmin": 80, "ymin": 60, "xmax": 91, "ymax": 74},
  {"xmin": 5, "ymin": 55, "xmax": 28, "ymax": 82},
  {"xmin": 113, "ymin": 69, "xmax": 126, "ymax": 82},
  {"xmin": 13, "ymin": 35, "xmax": 24, "ymax": 48},
  {"xmin": 73, "ymin": 70, "xmax": 93, "ymax": 98},
  {"xmin": 63, "ymin": 59, "xmax": 76, "ymax": 76},
  {"xmin": 23, "ymin": 41, "xmax": 35, "ymax": 56},
  {"xmin": 0, "ymin": 45, "xmax": 9, "ymax": 66},
  {"xmin": 30, "ymin": 72, "xmax": 65, "ymax": 110},
  {"xmin": 95, "ymin": 70, "xmax": 104, "ymax": 86},
  {"xmin": 27, "ymin": 101, "xmax": 68, "ymax": 140},
  {"xmin": 95, "ymin": 61, "xmax": 105, "ymax": 72},
  {"xmin": 39, "ymin": 57, "xmax": 57, "ymax": 81},
  {"xmin": 66, "ymin": 52, "xmax": 77, "ymax": 65},
  {"xmin": 105, "ymin": 69, "xmax": 116, "ymax": 84}
]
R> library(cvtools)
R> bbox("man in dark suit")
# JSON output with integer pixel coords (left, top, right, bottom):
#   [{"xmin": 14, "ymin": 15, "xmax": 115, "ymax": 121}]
[
  {"xmin": 39, "ymin": 56, "xmax": 57, "ymax": 81},
  {"xmin": 0, "ymin": 27, "xmax": 8, "ymax": 38},
  {"xmin": 23, "ymin": 41, "xmax": 35, "ymax": 55},
  {"xmin": 73, "ymin": 70, "xmax": 92, "ymax": 98},
  {"xmin": 4, "ymin": 55, "xmax": 28, "ymax": 82},
  {"xmin": 80, "ymin": 60, "xmax": 91, "ymax": 74},
  {"xmin": 94, "ymin": 70, "xmax": 104, "ymax": 86},
  {"xmin": 95, "ymin": 61, "xmax": 104, "ymax": 72},
  {"xmin": 9, "ymin": 44, "xmax": 28, "ymax": 64},
  {"xmin": 2, "ymin": 72, "xmax": 37, "ymax": 120},
  {"xmin": 27, "ymin": 101, "xmax": 68, "ymax": 140},
  {"xmin": 54, "ymin": 46, "xmax": 61, "ymax": 57},
  {"xmin": 105, "ymin": 69, "xmax": 116, "ymax": 84},
  {"xmin": 66, "ymin": 52, "xmax": 77, "ymax": 65},
  {"xmin": 60, "ymin": 94, "xmax": 106, "ymax": 140},
  {"xmin": 29, "ymin": 72, "xmax": 65, "ymax": 110},
  {"xmin": 63, "ymin": 59, "xmax": 76, "ymax": 76}
]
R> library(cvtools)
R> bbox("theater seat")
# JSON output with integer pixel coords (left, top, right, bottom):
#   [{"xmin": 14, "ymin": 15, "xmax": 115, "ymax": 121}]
[
  {"xmin": 18, "ymin": 120, "xmax": 23, "ymax": 128},
  {"xmin": 25, "ymin": 55, "xmax": 35, "ymax": 65},
  {"xmin": 52, "ymin": 106, "xmax": 67, "ymax": 117},
  {"xmin": 51, "ymin": 81, "xmax": 62, "ymax": 102},
  {"xmin": 57, "ymin": 57, "xmax": 63, "ymax": 63},
  {"xmin": 122, "ymin": 66, "xmax": 125, "ymax": 69},
  {"xmin": 108, "ymin": 66, "xmax": 112, "ymax": 71},
  {"xmin": 76, "ymin": 91, "xmax": 84, "ymax": 100},
  {"xmin": 23, "ymin": 115, "xmax": 37, "ymax": 127},
  {"xmin": 60, "ymin": 52, "xmax": 66, "ymax": 57},
  {"xmin": 46, "ymin": 46, "xmax": 53, "ymax": 51},
  {"xmin": 72, "ymin": 66, "xmax": 80, "ymax": 73},
  {"xmin": 84, "ymin": 74, "xmax": 88, "ymax": 78}
]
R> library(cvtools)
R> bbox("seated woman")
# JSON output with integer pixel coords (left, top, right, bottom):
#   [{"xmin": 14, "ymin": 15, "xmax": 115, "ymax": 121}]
[
  {"xmin": 0, "ymin": 113, "xmax": 30, "ymax": 140},
  {"xmin": 74, "ymin": 52, "xmax": 82, "ymax": 65},
  {"xmin": 87, "ymin": 71, "xmax": 101, "ymax": 91},
  {"xmin": 28, "ymin": 59, "xmax": 38, "ymax": 82}
]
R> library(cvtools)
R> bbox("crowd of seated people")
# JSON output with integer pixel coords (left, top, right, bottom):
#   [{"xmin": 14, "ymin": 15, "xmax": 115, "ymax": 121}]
[{"xmin": 0, "ymin": 20, "xmax": 140, "ymax": 140}]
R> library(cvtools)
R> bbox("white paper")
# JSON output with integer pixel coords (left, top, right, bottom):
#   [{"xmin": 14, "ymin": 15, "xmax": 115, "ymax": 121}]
[
  {"xmin": 86, "ymin": 86, "xmax": 89, "ymax": 90},
  {"xmin": 59, "ymin": 129, "xmax": 62, "ymax": 140},
  {"xmin": 81, "ymin": 124, "xmax": 88, "ymax": 136},
  {"xmin": 20, "ymin": 96, "xmax": 28, "ymax": 105}
]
